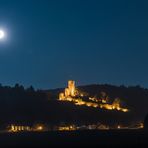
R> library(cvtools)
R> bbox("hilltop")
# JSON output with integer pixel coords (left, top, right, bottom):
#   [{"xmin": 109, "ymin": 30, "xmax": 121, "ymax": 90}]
[{"xmin": 0, "ymin": 82, "xmax": 147, "ymax": 127}]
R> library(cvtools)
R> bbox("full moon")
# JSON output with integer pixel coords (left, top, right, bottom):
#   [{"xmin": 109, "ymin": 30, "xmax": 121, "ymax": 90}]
[{"xmin": 0, "ymin": 30, "xmax": 5, "ymax": 39}]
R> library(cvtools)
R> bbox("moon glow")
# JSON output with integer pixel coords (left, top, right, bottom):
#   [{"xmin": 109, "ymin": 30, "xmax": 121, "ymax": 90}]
[{"xmin": 0, "ymin": 30, "xmax": 5, "ymax": 39}]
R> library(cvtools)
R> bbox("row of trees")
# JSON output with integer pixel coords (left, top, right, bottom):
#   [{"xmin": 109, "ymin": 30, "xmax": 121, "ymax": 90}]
[{"xmin": 0, "ymin": 84, "xmax": 48, "ymax": 126}]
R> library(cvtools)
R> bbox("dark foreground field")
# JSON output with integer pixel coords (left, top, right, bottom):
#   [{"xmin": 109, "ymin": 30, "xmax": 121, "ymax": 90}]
[{"xmin": 0, "ymin": 129, "xmax": 148, "ymax": 148}]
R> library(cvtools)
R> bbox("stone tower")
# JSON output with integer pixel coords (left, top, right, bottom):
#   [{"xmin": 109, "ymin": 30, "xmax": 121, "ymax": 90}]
[{"xmin": 68, "ymin": 80, "xmax": 75, "ymax": 96}]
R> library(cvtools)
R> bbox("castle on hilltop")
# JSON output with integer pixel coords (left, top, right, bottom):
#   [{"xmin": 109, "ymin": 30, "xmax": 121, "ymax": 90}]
[
  {"xmin": 59, "ymin": 80, "xmax": 76, "ymax": 100},
  {"xmin": 58, "ymin": 80, "xmax": 129, "ymax": 112}
]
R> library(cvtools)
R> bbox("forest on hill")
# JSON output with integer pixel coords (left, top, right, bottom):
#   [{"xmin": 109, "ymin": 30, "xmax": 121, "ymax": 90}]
[{"xmin": 0, "ymin": 83, "xmax": 147, "ymax": 126}]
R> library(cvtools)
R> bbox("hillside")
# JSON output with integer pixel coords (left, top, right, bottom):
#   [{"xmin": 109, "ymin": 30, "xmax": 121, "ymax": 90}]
[
  {"xmin": 47, "ymin": 83, "xmax": 148, "ymax": 123},
  {"xmin": 0, "ymin": 83, "xmax": 147, "ymax": 126}
]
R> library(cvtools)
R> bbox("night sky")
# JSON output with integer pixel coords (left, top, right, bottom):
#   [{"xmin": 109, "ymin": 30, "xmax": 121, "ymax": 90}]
[{"xmin": 0, "ymin": 0, "xmax": 148, "ymax": 89}]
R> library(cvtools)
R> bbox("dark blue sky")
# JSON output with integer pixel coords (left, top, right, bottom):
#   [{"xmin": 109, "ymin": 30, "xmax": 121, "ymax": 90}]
[{"xmin": 0, "ymin": 0, "xmax": 148, "ymax": 89}]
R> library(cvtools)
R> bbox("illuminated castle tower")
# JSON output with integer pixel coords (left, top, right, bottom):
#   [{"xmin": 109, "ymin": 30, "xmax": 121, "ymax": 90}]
[
  {"xmin": 64, "ymin": 80, "xmax": 75, "ymax": 97},
  {"xmin": 59, "ymin": 80, "xmax": 76, "ymax": 100},
  {"xmin": 68, "ymin": 80, "xmax": 75, "ymax": 97}
]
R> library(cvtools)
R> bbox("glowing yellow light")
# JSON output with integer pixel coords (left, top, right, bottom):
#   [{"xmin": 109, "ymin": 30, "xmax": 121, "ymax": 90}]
[
  {"xmin": 58, "ymin": 80, "xmax": 129, "ymax": 113},
  {"xmin": 117, "ymin": 125, "xmax": 121, "ymax": 129},
  {"xmin": 58, "ymin": 125, "xmax": 76, "ymax": 131},
  {"xmin": 37, "ymin": 126, "xmax": 43, "ymax": 131},
  {"xmin": 9, "ymin": 125, "xmax": 31, "ymax": 132},
  {"xmin": 102, "ymin": 99, "xmax": 107, "ymax": 103},
  {"xmin": 80, "ymin": 94, "xmax": 84, "ymax": 97},
  {"xmin": 140, "ymin": 123, "xmax": 144, "ymax": 128}
]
